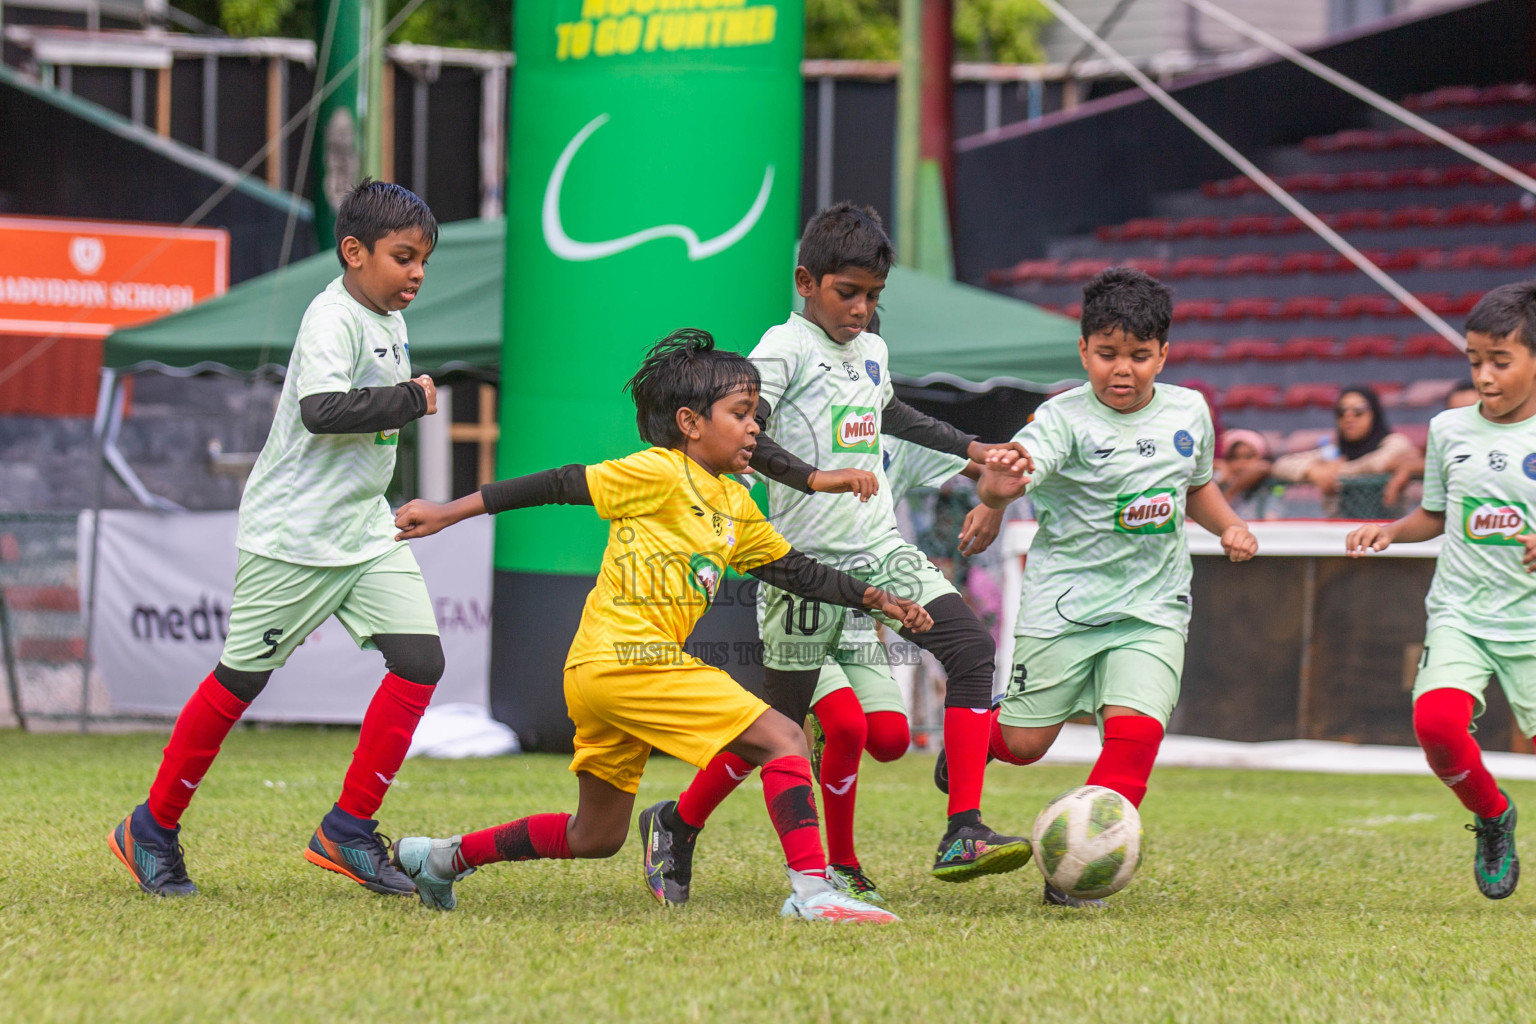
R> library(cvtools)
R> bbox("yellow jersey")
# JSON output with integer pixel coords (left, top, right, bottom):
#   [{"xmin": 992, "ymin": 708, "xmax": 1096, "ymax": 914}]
[{"xmin": 564, "ymin": 447, "xmax": 791, "ymax": 669}]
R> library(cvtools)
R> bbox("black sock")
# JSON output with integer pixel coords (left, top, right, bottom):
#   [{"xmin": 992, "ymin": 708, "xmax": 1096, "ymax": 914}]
[
  {"xmin": 946, "ymin": 809, "xmax": 982, "ymax": 833},
  {"xmin": 660, "ymin": 801, "xmax": 694, "ymax": 833}
]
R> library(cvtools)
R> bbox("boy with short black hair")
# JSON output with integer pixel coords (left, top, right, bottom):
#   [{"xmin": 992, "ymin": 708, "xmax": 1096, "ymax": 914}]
[
  {"xmin": 974, "ymin": 267, "xmax": 1258, "ymax": 905},
  {"xmin": 640, "ymin": 202, "xmax": 1032, "ymax": 908},
  {"xmin": 110, "ymin": 179, "xmax": 444, "ymax": 898},
  {"xmin": 1347, "ymin": 281, "xmax": 1536, "ymax": 900},
  {"xmin": 388, "ymin": 329, "xmax": 927, "ymax": 922}
]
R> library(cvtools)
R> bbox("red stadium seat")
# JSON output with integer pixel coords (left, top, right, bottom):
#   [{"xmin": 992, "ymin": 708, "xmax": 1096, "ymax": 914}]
[
  {"xmin": 1121, "ymin": 257, "xmax": 1169, "ymax": 276},
  {"xmin": 1334, "ymin": 295, "xmax": 1400, "ymax": 318},
  {"xmin": 1173, "ymin": 217, "xmax": 1223, "ymax": 238},
  {"xmin": 1169, "ymin": 256, "xmax": 1222, "ymax": 277},
  {"xmin": 1280, "ymin": 383, "xmax": 1341, "ymax": 410},
  {"xmin": 1403, "ymin": 333, "xmax": 1464, "ymax": 358},
  {"xmin": 1398, "ymin": 422, "xmax": 1431, "ymax": 449},
  {"xmin": 1341, "ymin": 334, "xmax": 1399, "ymax": 359},
  {"xmin": 1165, "ymin": 339, "xmax": 1221, "ymax": 364},
  {"xmin": 1220, "ymin": 384, "xmax": 1282, "ymax": 411},
  {"xmin": 1280, "ymin": 296, "xmax": 1335, "ymax": 318},
  {"xmin": 1174, "ymin": 299, "xmax": 1221, "ymax": 321},
  {"xmin": 1278, "ymin": 336, "xmax": 1340, "ymax": 361},
  {"xmin": 1222, "ymin": 298, "xmax": 1280, "ymax": 320},
  {"xmin": 1224, "ymin": 253, "xmax": 1276, "ymax": 276},
  {"xmin": 1219, "ymin": 337, "xmax": 1282, "ymax": 363}
]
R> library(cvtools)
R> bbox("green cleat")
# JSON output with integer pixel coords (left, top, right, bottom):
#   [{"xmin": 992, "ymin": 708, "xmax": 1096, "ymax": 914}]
[
  {"xmin": 1469, "ymin": 790, "xmax": 1519, "ymax": 901},
  {"xmin": 828, "ymin": 862, "xmax": 885, "ymax": 904},
  {"xmin": 392, "ymin": 835, "xmax": 475, "ymax": 911}
]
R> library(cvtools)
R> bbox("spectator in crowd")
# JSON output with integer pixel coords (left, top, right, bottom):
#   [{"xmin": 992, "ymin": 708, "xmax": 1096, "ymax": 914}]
[
  {"xmin": 1215, "ymin": 429, "xmax": 1272, "ymax": 506},
  {"xmin": 1446, "ymin": 381, "xmax": 1480, "ymax": 410},
  {"xmin": 1272, "ymin": 385, "xmax": 1417, "ymax": 514}
]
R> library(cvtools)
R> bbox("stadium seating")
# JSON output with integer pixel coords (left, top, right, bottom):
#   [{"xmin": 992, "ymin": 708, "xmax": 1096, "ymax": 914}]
[{"xmin": 982, "ymin": 81, "xmax": 1536, "ymax": 440}]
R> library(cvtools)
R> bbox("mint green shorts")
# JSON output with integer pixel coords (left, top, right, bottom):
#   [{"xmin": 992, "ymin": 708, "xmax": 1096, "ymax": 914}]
[
  {"xmin": 1413, "ymin": 625, "xmax": 1536, "ymax": 738},
  {"xmin": 998, "ymin": 619, "xmax": 1185, "ymax": 729},
  {"xmin": 220, "ymin": 544, "xmax": 438, "ymax": 671},
  {"xmin": 757, "ymin": 538, "xmax": 955, "ymax": 671},
  {"xmin": 810, "ymin": 612, "xmax": 907, "ymax": 716}
]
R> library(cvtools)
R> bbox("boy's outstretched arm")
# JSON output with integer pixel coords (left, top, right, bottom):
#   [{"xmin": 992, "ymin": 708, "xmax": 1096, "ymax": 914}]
[
  {"xmin": 1186, "ymin": 481, "xmax": 1258, "ymax": 562},
  {"xmin": 749, "ymin": 396, "xmax": 879, "ymax": 501},
  {"xmin": 881, "ymin": 396, "xmax": 1033, "ymax": 468},
  {"xmin": 747, "ymin": 549, "xmax": 933, "ymax": 633},
  {"xmin": 300, "ymin": 375, "xmax": 436, "ymax": 434},
  {"xmin": 1345, "ymin": 506, "xmax": 1445, "ymax": 557},
  {"xmin": 395, "ymin": 464, "xmax": 592, "ymax": 539}
]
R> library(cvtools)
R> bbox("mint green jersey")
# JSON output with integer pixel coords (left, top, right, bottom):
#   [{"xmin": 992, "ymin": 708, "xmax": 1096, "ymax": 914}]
[
  {"xmin": 1421, "ymin": 404, "xmax": 1536, "ymax": 641},
  {"xmin": 1013, "ymin": 383, "xmax": 1215, "ymax": 639},
  {"xmin": 237, "ymin": 276, "xmax": 413, "ymax": 566},
  {"xmin": 750, "ymin": 313, "xmax": 899, "ymax": 559},
  {"xmin": 883, "ymin": 437, "xmax": 968, "ymax": 496}
]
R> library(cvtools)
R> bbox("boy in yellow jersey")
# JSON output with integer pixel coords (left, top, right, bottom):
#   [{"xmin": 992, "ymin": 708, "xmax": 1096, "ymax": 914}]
[{"xmin": 387, "ymin": 330, "xmax": 929, "ymax": 921}]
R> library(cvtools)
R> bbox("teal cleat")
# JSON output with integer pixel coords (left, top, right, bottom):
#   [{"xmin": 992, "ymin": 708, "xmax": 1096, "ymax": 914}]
[
  {"xmin": 1469, "ymin": 790, "xmax": 1519, "ymax": 901},
  {"xmin": 392, "ymin": 835, "xmax": 475, "ymax": 911}
]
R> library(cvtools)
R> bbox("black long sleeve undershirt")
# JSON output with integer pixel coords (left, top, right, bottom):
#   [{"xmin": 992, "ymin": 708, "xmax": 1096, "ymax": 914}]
[
  {"xmin": 747, "ymin": 548, "xmax": 870, "ymax": 609},
  {"xmin": 298, "ymin": 381, "xmax": 427, "ymax": 434},
  {"xmin": 880, "ymin": 396, "xmax": 976, "ymax": 457},
  {"xmin": 479, "ymin": 464, "xmax": 593, "ymax": 515},
  {"xmin": 748, "ymin": 395, "xmax": 976, "ymax": 495},
  {"xmin": 747, "ymin": 397, "xmax": 818, "ymax": 493}
]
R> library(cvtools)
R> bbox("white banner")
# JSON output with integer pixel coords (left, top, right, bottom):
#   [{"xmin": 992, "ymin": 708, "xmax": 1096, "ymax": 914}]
[{"xmin": 80, "ymin": 511, "xmax": 492, "ymax": 722}]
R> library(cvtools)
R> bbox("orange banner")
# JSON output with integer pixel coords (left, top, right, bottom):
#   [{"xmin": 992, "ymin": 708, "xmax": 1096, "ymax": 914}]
[{"xmin": 0, "ymin": 215, "xmax": 228, "ymax": 338}]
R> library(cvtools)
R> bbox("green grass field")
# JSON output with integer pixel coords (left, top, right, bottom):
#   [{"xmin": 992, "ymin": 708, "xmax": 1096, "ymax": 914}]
[{"xmin": 3, "ymin": 728, "xmax": 1534, "ymax": 1022}]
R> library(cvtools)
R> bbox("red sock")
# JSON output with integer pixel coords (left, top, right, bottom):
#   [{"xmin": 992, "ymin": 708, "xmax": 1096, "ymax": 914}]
[
  {"xmin": 1414, "ymin": 688, "xmax": 1508, "ymax": 818},
  {"xmin": 761, "ymin": 755, "xmax": 826, "ymax": 875},
  {"xmin": 147, "ymin": 672, "xmax": 250, "ymax": 829},
  {"xmin": 988, "ymin": 707, "xmax": 1043, "ymax": 766},
  {"xmin": 337, "ymin": 673, "xmax": 434, "ymax": 819},
  {"xmin": 676, "ymin": 751, "xmax": 753, "ymax": 828},
  {"xmin": 863, "ymin": 710, "xmax": 910, "ymax": 763},
  {"xmin": 812, "ymin": 688, "xmax": 867, "ymax": 866},
  {"xmin": 1085, "ymin": 714, "xmax": 1164, "ymax": 808},
  {"xmin": 943, "ymin": 705, "xmax": 991, "ymax": 816},
  {"xmin": 458, "ymin": 812, "xmax": 572, "ymax": 868}
]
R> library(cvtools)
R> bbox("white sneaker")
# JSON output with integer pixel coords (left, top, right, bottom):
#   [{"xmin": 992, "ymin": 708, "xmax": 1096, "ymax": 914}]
[
  {"xmin": 392, "ymin": 835, "xmax": 475, "ymax": 911},
  {"xmin": 779, "ymin": 867, "xmax": 899, "ymax": 923}
]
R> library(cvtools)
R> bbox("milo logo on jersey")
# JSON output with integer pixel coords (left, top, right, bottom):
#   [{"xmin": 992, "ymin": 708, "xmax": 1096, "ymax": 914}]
[
  {"xmin": 1462, "ymin": 498, "xmax": 1530, "ymax": 546},
  {"xmin": 1115, "ymin": 488, "xmax": 1178, "ymax": 534},
  {"xmin": 374, "ymin": 428, "xmax": 399, "ymax": 446},
  {"xmin": 831, "ymin": 405, "xmax": 878, "ymax": 453}
]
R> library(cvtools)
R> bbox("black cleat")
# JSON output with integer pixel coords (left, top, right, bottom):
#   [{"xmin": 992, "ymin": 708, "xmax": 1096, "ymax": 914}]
[
  {"xmin": 108, "ymin": 804, "xmax": 197, "ymax": 896},
  {"xmin": 303, "ymin": 805, "xmax": 415, "ymax": 895},
  {"xmin": 639, "ymin": 800, "xmax": 699, "ymax": 907},
  {"xmin": 1043, "ymin": 881, "xmax": 1106, "ymax": 909},
  {"xmin": 1469, "ymin": 789, "xmax": 1519, "ymax": 900},
  {"xmin": 931, "ymin": 813, "xmax": 1032, "ymax": 882}
]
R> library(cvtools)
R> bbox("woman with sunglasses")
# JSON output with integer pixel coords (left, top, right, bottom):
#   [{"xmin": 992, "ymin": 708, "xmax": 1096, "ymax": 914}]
[{"xmin": 1272, "ymin": 384, "xmax": 1418, "ymax": 513}]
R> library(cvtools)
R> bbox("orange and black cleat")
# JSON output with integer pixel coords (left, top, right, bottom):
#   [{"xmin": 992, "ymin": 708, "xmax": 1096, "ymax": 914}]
[
  {"xmin": 303, "ymin": 806, "xmax": 416, "ymax": 895},
  {"xmin": 108, "ymin": 804, "xmax": 198, "ymax": 896}
]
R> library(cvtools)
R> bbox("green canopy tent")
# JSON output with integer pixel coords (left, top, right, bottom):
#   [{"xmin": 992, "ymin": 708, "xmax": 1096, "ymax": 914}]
[{"xmin": 104, "ymin": 218, "xmax": 1083, "ymax": 389}]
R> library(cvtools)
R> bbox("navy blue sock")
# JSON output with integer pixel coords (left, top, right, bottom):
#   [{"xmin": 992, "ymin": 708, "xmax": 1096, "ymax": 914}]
[
  {"xmin": 132, "ymin": 802, "xmax": 177, "ymax": 842},
  {"xmin": 322, "ymin": 802, "xmax": 377, "ymax": 839}
]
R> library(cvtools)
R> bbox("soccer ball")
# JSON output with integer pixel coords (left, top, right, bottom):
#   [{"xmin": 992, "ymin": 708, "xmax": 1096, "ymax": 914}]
[{"xmin": 1031, "ymin": 785, "xmax": 1143, "ymax": 899}]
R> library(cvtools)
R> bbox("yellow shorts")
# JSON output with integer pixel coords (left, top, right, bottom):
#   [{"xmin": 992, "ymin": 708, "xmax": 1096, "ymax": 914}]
[{"xmin": 563, "ymin": 658, "xmax": 770, "ymax": 794}]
